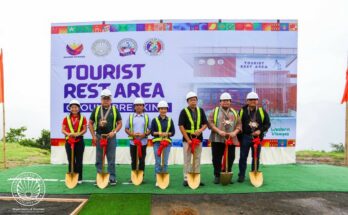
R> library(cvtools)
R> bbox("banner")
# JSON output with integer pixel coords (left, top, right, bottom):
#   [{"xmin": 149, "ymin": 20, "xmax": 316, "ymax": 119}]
[{"xmin": 51, "ymin": 20, "xmax": 298, "ymax": 164}]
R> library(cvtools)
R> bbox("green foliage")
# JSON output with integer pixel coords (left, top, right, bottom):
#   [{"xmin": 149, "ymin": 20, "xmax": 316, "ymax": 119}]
[
  {"xmin": 6, "ymin": 126, "xmax": 27, "ymax": 143},
  {"xmin": 36, "ymin": 129, "xmax": 51, "ymax": 150},
  {"xmin": 330, "ymin": 143, "xmax": 344, "ymax": 153}
]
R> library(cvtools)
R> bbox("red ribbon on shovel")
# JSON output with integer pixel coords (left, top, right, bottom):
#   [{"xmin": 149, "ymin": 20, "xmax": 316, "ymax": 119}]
[
  {"xmin": 100, "ymin": 137, "xmax": 108, "ymax": 157},
  {"xmin": 222, "ymin": 137, "xmax": 233, "ymax": 171},
  {"xmin": 189, "ymin": 138, "xmax": 201, "ymax": 154},
  {"xmin": 157, "ymin": 139, "xmax": 170, "ymax": 156},
  {"xmin": 67, "ymin": 137, "xmax": 78, "ymax": 149},
  {"xmin": 133, "ymin": 139, "xmax": 143, "ymax": 159},
  {"xmin": 252, "ymin": 137, "xmax": 261, "ymax": 160}
]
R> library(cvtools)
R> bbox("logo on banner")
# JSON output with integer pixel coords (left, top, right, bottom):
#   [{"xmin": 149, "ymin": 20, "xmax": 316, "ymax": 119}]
[
  {"xmin": 117, "ymin": 38, "xmax": 137, "ymax": 57},
  {"xmin": 144, "ymin": 38, "xmax": 164, "ymax": 56},
  {"xmin": 91, "ymin": 39, "xmax": 112, "ymax": 57},
  {"xmin": 66, "ymin": 43, "xmax": 84, "ymax": 56}
]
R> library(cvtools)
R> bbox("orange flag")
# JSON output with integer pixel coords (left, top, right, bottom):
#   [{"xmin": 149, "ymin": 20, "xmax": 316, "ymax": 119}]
[
  {"xmin": 0, "ymin": 49, "xmax": 4, "ymax": 103},
  {"xmin": 341, "ymin": 68, "xmax": 348, "ymax": 104}
]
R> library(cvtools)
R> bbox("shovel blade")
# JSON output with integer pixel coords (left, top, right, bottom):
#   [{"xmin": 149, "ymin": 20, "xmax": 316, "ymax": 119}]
[
  {"xmin": 220, "ymin": 172, "xmax": 233, "ymax": 186},
  {"xmin": 65, "ymin": 173, "xmax": 79, "ymax": 189},
  {"xmin": 96, "ymin": 173, "xmax": 110, "ymax": 189},
  {"xmin": 131, "ymin": 170, "xmax": 144, "ymax": 186},
  {"xmin": 187, "ymin": 173, "xmax": 200, "ymax": 190},
  {"xmin": 156, "ymin": 173, "xmax": 170, "ymax": 190},
  {"xmin": 249, "ymin": 171, "xmax": 263, "ymax": 188}
]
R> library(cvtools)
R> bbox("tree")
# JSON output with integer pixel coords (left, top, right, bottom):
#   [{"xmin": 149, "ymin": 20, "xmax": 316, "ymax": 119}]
[{"xmin": 6, "ymin": 126, "xmax": 27, "ymax": 143}]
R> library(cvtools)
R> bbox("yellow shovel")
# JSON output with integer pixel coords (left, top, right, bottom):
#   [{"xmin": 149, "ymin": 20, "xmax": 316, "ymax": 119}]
[
  {"xmin": 156, "ymin": 150, "xmax": 169, "ymax": 189},
  {"xmin": 65, "ymin": 138, "xmax": 79, "ymax": 189},
  {"xmin": 220, "ymin": 138, "xmax": 233, "ymax": 185},
  {"xmin": 97, "ymin": 135, "xmax": 110, "ymax": 189},
  {"xmin": 187, "ymin": 136, "xmax": 200, "ymax": 189},
  {"xmin": 131, "ymin": 137, "xmax": 144, "ymax": 186},
  {"xmin": 249, "ymin": 141, "xmax": 263, "ymax": 187}
]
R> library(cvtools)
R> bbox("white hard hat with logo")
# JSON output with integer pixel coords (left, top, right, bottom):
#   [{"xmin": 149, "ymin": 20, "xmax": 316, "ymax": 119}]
[
  {"xmin": 246, "ymin": 92, "xmax": 259, "ymax": 100},
  {"xmin": 69, "ymin": 99, "xmax": 80, "ymax": 107},
  {"xmin": 220, "ymin": 92, "xmax": 232, "ymax": 100},
  {"xmin": 186, "ymin": 91, "xmax": 198, "ymax": 100},
  {"xmin": 134, "ymin": 98, "xmax": 145, "ymax": 105},
  {"xmin": 101, "ymin": 89, "xmax": 112, "ymax": 98},
  {"xmin": 157, "ymin": 100, "xmax": 169, "ymax": 108}
]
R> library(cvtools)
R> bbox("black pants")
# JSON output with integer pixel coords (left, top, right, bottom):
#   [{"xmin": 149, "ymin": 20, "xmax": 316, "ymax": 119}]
[
  {"xmin": 130, "ymin": 144, "xmax": 147, "ymax": 171},
  {"xmin": 238, "ymin": 134, "xmax": 261, "ymax": 177},
  {"xmin": 65, "ymin": 138, "xmax": 85, "ymax": 181},
  {"xmin": 211, "ymin": 142, "xmax": 235, "ymax": 177}
]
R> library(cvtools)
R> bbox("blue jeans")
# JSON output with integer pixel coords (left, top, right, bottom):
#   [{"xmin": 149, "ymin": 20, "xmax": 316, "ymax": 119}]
[
  {"xmin": 96, "ymin": 134, "xmax": 117, "ymax": 181},
  {"xmin": 153, "ymin": 142, "xmax": 171, "ymax": 175},
  {"xmin": 238, "ymin": 134, "xmax": 261, "ymax": 178}
]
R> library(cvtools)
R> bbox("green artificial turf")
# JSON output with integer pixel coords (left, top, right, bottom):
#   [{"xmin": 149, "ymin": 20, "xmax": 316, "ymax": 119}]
[
  {"xmin": 1, "ymin": 164, "xmax": 348, "ymax": 194},
  {"xmin": 79, "ymin": 194, "xmax": 151, "ymax": 215}
]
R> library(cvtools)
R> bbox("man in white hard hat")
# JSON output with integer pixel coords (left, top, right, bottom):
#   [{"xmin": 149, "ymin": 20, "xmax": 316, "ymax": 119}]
[
  {"xmin": 208, "ymin": 92, "xmax": 242, "ymax": 184},
  {"xmin": 61, "ymin": 99, "xmax": 87, "ymax": 184},
  {"xmin": 237, "ymin": 92, "xmax": 271, "ymax": 183},
  {"xmin": 151, "ymin": 100, "xmax": 175, "ymax": 187},
  {"xmin": 88, "ymin": 89, "xmax": 122, "ymax": 185},
  {"xmin": 125, "ymin": 98, "xmax": 151, "ymax": 183},
  {"xmin": 178, "ymin": 91, "xmax": 208, "ymax": 187}
]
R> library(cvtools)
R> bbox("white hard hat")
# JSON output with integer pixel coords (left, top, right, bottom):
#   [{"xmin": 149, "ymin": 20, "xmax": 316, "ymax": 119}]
[
  {"xmin": 134, "ymin": 98, "xmax": 145, "ymax": 105},
  {"xmin": 246, "ymin": 92, "xmax": 259, "ymax": 100},
  {"xmin": 101, "ymin": 89, "xmax": 112, "ymax": 98},
  {"xmin": 186, "ymin": 91, "xmax": 198, "ymax": 100},
  {"xmin": 69, "ymin": 99, "xmax": 80, "ymax": 107},
  {"xmin": 220, "ymin": 92, "xmax": 232, "ymax": 100},
  {"xmin": 157, "ymin": 100, "xmax": 169, "ymax": 108}
]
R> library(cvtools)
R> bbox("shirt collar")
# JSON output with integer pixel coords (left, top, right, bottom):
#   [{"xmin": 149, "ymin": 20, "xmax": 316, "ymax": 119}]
[{"xmin": 158, "ymin": 115, "xmax": 168, "ymax": 120}]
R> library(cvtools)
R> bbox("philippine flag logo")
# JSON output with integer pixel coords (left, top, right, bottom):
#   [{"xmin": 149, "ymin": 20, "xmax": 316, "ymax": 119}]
[{"xmin": 66, "ymin": 43, "xmax": 84, "ymax": 55}]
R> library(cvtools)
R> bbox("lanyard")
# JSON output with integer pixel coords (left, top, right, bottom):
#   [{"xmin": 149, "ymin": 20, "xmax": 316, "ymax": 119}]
[{"xmin": 101, "ymin": 106, "xmax": 111, "ymax": 120}]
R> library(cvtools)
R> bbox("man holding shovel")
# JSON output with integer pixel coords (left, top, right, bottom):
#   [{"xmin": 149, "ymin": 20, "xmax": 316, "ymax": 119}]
[
  {"xmin": 208, "ymin": 92, "xmax": 242, "ymax": 184},
  {"xmin": 178, "ymin": 92, "xmax": 208, "ymax": 187},
  {"xmin": 125, "ymin": 98, "xmax": 151, "ymax": 185},
  {"xmin": 237, "ymin": 92, "xmax": 270, "ymax": 183},
  {"xmin": 89, "ymin": 89, "xmax": 122, "ymax": 186}
]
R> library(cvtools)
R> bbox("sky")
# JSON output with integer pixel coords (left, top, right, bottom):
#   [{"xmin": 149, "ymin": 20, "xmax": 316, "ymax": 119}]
[{"xmin": 0, "ymin": 0, "xmax": 347, "ymax": 151}]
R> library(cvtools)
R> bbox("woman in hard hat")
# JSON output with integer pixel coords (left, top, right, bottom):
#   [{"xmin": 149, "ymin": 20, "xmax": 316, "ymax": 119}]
[
  {"xmin": 61, "ymin": 99, "xmax": 87, "ymax": 184},
  {"xmin": 125, "ymin": 98, "xmax": 151, "ymax": 182},
  {"xmin": 151, "ymin": 100, "xmax": 175, "ymax": 187}
]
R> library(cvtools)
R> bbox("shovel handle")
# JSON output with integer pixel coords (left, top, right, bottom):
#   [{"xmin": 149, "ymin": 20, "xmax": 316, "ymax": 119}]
[
  {"xmin": 102, "ymin": 147, "xmax": 106, "ymax": 174},
  {"xmin": 136, "ymin": 145, "xmax": 139, "ymax": 171},
  {"xmin": 71, "ymin": 145, "xmax": 74, "ymax": 173},
  {"xmin": 225, "ymin": 142, "xmax": 228, "ymax": 173},
  {"xmin": 253, "ymin": 144, "xmax": 258, "ymax": 173}
]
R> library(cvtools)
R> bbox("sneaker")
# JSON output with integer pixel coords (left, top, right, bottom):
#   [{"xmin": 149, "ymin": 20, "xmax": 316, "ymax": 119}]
[
  {"xmin": 155, "ymin": 182, "xmax": 159, "ymax": 187},
  {"xmin": 109, "ymin": 179, "xmax": 117, "ymax": 186},
  {"xmin": 213, "ymin": 177, "xmax": 220, "ymax": 184},
  {"xmin": 237, "ymin": 176, "xmax": 245, "ymax": 183},
  {"xmin": 78, "ymin": 180, "xmax": 82, "ymax": 184},
  {"xmin": 183, "ymin": 181, "xmax": 188, "ymax": 187}
]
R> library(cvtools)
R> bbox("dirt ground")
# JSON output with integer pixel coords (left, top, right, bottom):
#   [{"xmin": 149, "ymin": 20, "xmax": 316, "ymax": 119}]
[
  {"xmin": 1, "ymin": 192, "xmax": 348, "ymax": 215},
  {"xmin": 151, "ymin": 192, "xmax": 348, "ymax": 215},
  {"xmin": 296, "ymin": 157, "xmax": 344, "ymax": 166}
]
